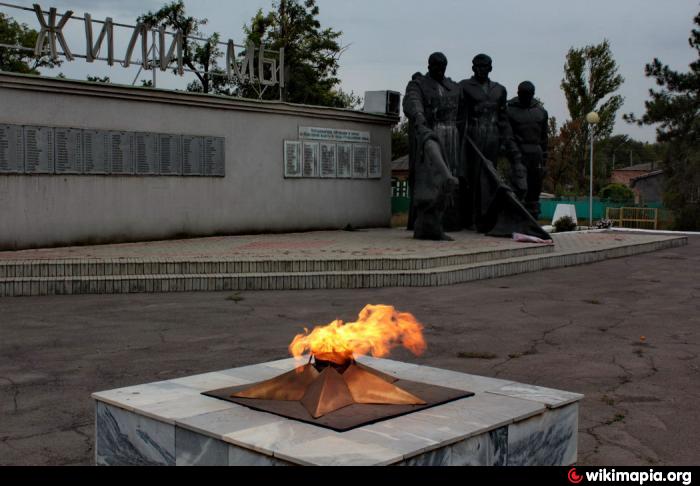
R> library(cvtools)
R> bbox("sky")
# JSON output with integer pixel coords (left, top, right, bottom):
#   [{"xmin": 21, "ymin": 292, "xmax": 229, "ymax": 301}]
[{"xmin": 2, "ymin": 0, "xmax": 698, "ymax": 143}]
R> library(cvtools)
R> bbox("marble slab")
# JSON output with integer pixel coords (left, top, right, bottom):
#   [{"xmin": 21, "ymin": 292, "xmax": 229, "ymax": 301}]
[{"xmin": 93, "ymin": 358, "xmax": 583, "ymax": 466}]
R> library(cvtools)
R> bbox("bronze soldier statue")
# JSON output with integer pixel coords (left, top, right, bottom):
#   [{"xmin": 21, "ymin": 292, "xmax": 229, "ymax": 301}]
[
  {"xmin": 459, "ymin": 55, "xmax": 550, "ymax": 240},
  {"xmin": 507, "ymin": 81, "xmax": 549, "ymax": 220},
  {"xmin": 403, "ymin": 52, "xmax": 461, "ymax": 240}
]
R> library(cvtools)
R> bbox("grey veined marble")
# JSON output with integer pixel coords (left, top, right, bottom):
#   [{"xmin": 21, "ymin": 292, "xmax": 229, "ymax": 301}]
[
  {"xmin": 507, "ymin": 403, "xmax": 578, "ymax": 466},
  {"xmin": 96, "ymin": 402, "xmax": 175, "ymax": 466}
]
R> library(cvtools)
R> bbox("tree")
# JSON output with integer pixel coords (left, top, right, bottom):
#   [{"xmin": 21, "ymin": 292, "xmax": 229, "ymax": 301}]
[
  {"xmin": 138, "ymin": 1, "xmax": 226, "ymax": 94},
  {"xmin": 599, "ymin": 183, "xmax": 634, "ymax": 204},
  {"xmin": 391, "ymin": 119, "xmax": 409, "ymax": 161},
  {"xmin": 0, "ymin": 12, "xmax": 60, "ymax": 74},
  {"xmin": 238, "ymin": 0, "xmax": 360, "ymax": 108},
  {"xmin": 625, "ymin": 11, "xmax": 700, "ymax": 230},
  {"xmin": 560, "ymin": 40, "xmax": 624, "ymax": 191}
]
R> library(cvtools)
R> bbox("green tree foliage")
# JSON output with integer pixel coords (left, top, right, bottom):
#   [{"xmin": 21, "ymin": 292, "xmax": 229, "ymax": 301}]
[
  {"xmin": 599, "ymin": 183, "xmax": 634, "ymax": 204},
  {"xmin": 545, "ymin": 117, "xmax": 579, "ymax": 195},
  {"xmin": 238, "ymin": 0, "xmax": 360, "ymax": 107},
  {"xmin": 391, "ymin": 119, "xmax": 409, "ymax": 161},
  {"xmin": 0, "ymin": 12, "xmax": 61, "ymax": 74},
  {"xmin": 138, "ymin": 1, "xmax": 225, "ymax": 94},
  {"xmin": 625, "ymin": 11, "xmax": 700, "ymax": 230},
  {"xmin": 560, "ymin": 40, "xmax": 624, "ymax": 191}
]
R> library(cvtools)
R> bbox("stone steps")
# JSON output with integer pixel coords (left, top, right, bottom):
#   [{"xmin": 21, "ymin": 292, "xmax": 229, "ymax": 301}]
[
  {"xmin": 0, "ymin": 236, "xmax": 686, "ymax": 297},
  {"xmin": 0, "ymin": 244, "xmax": 552, "ymax": 278}
]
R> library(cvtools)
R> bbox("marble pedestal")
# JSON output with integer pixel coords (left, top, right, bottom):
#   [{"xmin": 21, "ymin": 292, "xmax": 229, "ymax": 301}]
[{"xmin": 92, "ymin": 357, "xmax": 583, "ymax": 466}]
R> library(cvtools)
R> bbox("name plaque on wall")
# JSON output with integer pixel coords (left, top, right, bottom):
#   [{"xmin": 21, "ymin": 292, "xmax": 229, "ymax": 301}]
[
  {"xmin": 0, "ymin": 124, "xmax": 24, "ymax": 173},
  {"xmin": 0, "ymin": 123, "xmax": 225, "ymax": 177},
  {"xmin": 182, "ymin": 136, "xmax": 203, "ymax": 176},
  {"xmin": 284, "ymin": 140, "xmax": 301, "ymax": 178},
  {"xmin": 55, "ymin": 128, "xmax": 83, "ymax": 174},
  {"xmin": 319, "ymin": 142, "xmax": 336, "ymax": 178},
  {"xmin": 203, "ymin": 137, "xmax": 225, "ymax": 176},
  {"xmin": 159, "ymin": 134, "xmax": 182, "ymax": 175},
  {"xmin": 302, "ymin": 141, "xmax": 319, "ymax": 178},
  {"xmin": 134, "ymin": 132, "xmax": 159, "ymax": 175},
  {"xmin": 336, "ymin": 143, "xmax": 352, "ymax": 178},
  {"xmin": 368, "ymin": 145, "xmax": 382, "ymax": 179},
  {"xmin": 24, "ymin": 126, "xmax": 54, "ymax": 173},
  {"xmin": 352, "ymin": 143, "xmax": 368, "ymax": 179},
  {"xmin": 299, "ymin": 127, "xmax": 370, "ymax": 144},
  {"xmin": 109, "ymin": 131, "xmax": 134, "ymax": 175}
]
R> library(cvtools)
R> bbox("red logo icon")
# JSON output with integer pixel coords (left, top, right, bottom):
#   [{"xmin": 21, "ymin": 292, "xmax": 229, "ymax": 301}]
[{"xmin": 568, "ymin": 468, "xmax": 584, "ymax": 484}]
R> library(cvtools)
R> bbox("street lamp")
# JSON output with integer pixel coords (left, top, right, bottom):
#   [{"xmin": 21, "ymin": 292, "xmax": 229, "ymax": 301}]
[{"xmin": 586, "ymin": 111, "xmax": 600, "ymax": 227}]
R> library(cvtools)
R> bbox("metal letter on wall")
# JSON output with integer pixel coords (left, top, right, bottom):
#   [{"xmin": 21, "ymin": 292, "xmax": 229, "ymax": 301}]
[
  {"xmin": 134, "ymin": 132, "xmax": 159, "ymax": 175},
  {"xmin": 302, "ymin": 141, "xmax": 319, "ymax": 178},
  {"xmin": 84, "ymin": 13, "xmax": 113, "ymax": 65},
  {"xmin": 159, "ymin": 134, "xmax": 181, "ymax": 175},
  {"xmin": 0, "ymin": 124, "xmax": 24, "ymax": 173},
  {"xmin": 33, "ymin": 4, "xmax": 74, "ymax": 61},
  {"xmin": 23, "ymin": 125, "xmax": 54, "ymax": 173},
  {"xmin": 54, "ymin": 127, "xmax": 83, "ymax": 174},
  {"xmin": 284, "ymin": 140, "xmax": 301, "ymax": 178},
  {"xmin": 182, "ymin": 135, "xmax": 203, "ymax": 176},
  {"xmin": 159, "ymin": 26, "xmax": 183, "ymax": 74},
  {"xmin": 123, "ymin": 22, "xmax": 149, "ymax": 69},
  {"xmin": 109, "ymin": 131, "xmax": 133, "ymax": 174},
  {"xmin": 226, "ymin": 40, "xmax": 255, "ymax": 82},
  {"xmin": 202, "ymin": 137, "xmax": 225, "ymax": 176},
  {"xmin": 352, "ymin": 143, "xmax": 368, "ymax": 179},
  {"xmin": 319, "ymin": 142, "xmax": 336, "ymax": 178},
  {"xmin": 336, "ymin": 143, "xmax": 352, "ymax": 178},
  {"xmin": 368, "ymin": 145, "xmax": 381, "ymax": 179},
  {"xmin": 82, "ymin": 129, "xmax": 108, "ymax": 174}
]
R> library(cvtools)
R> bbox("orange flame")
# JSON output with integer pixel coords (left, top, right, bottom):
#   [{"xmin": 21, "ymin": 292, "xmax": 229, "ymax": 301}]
[{"xmin": 289, "ymin": 304, "xmax": 427, "ymax": 365}]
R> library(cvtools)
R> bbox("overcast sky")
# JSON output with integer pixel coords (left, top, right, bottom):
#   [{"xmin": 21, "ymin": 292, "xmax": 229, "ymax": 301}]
[{"xmin": 3, "ymin": 0, "xmax": 698, "ymax": 143}]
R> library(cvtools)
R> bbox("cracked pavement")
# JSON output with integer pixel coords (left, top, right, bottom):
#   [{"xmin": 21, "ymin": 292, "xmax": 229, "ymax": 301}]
[{"xmin": 0, "ymin": 236, "xmax": 698, "ymax": 465}]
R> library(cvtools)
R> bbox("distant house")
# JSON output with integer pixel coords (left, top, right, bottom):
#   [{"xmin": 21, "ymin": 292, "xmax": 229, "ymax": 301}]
[
  {"xmin": 391, "ymin": 155, "xmax": 410, "ymax": 198},
  {"xmin": 610, "ymin": 162, "xmax": 659, "ymax": 187},
  {"xmin": 630, "ymin": 170, "xmax": 664, "ymax": 205}
]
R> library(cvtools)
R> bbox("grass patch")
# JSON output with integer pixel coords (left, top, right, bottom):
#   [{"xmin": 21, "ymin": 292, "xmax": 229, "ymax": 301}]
[
  {"xmin": 605, "ymin": 413, "xmax": 626, "ymax": 425},
  {"xmin": 226, "ymin": 293, "xmax": 244, "ymax": 302},
  {"xmin": 457, "ymin": 351, "xmax": 498, "ymax": 360},
  {"xmin": 601, "ymin": 394, "xmax": 615, "ymax": 406},
  {"xmin": 583, "ymin": 299, "xmax": 602, "ymax": 305}
]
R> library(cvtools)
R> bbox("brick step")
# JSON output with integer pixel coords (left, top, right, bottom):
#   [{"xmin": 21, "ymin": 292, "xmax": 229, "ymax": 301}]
[
  {"xmin": 0, "ymin": 244, "xmax": 552, "ymax": 278},
  {"xmin": 0, "ymin": 236, "xmax": 685, "ymax": 297}
]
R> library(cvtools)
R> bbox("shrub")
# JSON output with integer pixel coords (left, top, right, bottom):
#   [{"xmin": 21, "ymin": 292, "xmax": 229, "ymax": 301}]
[
  {"xmin": 554, "ymin": 215, "xmax": 577, "ymax": 232},
  {"xmin": 599, "ymin": 183, "xmax": 635, "ymax": 204}
]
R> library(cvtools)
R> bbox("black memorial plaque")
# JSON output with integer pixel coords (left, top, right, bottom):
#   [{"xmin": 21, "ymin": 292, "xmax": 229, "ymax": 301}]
[
  {"xmin": 0, "ymin": 124, "xmax": 24, "ymax": 173},
  {"xmin": 319, "ymin": 142, "xmax": 336, "ymax": 178},
  {"xmin": 203, "ymin": 136, "xmax": 225, "ymax": 176},
  {"xmin": 133, "ymin": 132, "xmax": 159, "ymax": 175},
  {"xmin": 302, "ymin": 141, "xmax": 319, "ymax": 177},
  {"xmin": 368, "ymin": 145, "xmax": 382, "ymax": 179},
  {"xmin": 24, "ymin": 126, "xmax": 54, "ymax": 173},
  {"xmin": 284, "ymin": 140, "xmax": 301, "ymax": 178},
  {"xmin": 83, "ymin": 130, "xmax": 108, "ymax": 174},
  {"xmin": 182, "ymin": 135, "xmax": 203, "ymax": 176},
  {"xmin": 336, "ymin": 143, "xmax": 352, "ymax": 178},
  {"xmin": 109, "ymin": 131, "xmax": 134, "ymax": 174},
  {"xmin": 54, "ymin": 128, "xmax": 83, "ymax": 174},
  {"xmin": 159, "ymin": 134, "xmax": 182, "ymax": 175},
  {"xmin": 352, "ymin": 144, "xmax": 368, "ymax": 179}
]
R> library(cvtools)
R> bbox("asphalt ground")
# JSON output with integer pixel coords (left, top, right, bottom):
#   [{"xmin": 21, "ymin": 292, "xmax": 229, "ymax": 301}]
[{"xmin": 0, "ymin": 236, "xmax": 698, "ymax": 466}]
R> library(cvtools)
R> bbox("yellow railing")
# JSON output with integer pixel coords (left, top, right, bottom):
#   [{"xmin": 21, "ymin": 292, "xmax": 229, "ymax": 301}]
[{"xmin": 606, "ymin": 207, "xmax": 658, "ymax": 230}]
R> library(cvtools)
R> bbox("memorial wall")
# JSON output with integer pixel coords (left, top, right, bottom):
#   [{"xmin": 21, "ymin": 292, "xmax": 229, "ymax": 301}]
[{"xmin": 0, "ymin": 73, "xmax": 396, "ymax": 250}]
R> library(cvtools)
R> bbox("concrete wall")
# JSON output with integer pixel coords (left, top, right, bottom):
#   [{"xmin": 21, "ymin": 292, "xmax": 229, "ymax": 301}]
[{"xmin": 0, "ymin": 73, "xmax": 396, "ymax": 249}]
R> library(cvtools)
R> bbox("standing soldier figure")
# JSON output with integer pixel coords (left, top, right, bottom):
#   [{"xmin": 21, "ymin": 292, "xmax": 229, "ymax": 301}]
[
  {"xmin": 507, "ymin": 81, "xmax": 549, "ymax": 220},
  {"xmin": 403, "ymin": 52, "xmax": 461, "ymax": 240}
]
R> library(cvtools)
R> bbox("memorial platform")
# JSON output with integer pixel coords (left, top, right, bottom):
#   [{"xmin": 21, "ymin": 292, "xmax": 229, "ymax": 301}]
[
  {"xmin": 0, "ymin": 228, "xmax": 687, "ymax": 297},
  {"xmin": 92, "ymin": 356, "xmax": 583, "ymax": 466}
]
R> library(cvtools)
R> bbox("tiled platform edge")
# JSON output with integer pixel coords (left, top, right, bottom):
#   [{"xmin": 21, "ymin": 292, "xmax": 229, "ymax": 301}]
[
  {"xmin": 93, "ymin": 357, "xmax": 583, "ymax": 466},
  {"xmin": 0, "ymin": 234, "xmax": 686, "ymax": 297}
]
